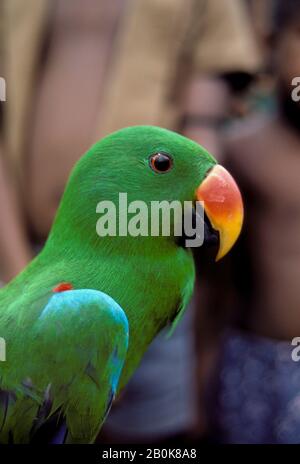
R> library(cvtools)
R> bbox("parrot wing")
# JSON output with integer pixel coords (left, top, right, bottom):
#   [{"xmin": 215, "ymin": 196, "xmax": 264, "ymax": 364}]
[{"xmin": 0, "ymin": 289, "xmax": 129, "ymax": 444}]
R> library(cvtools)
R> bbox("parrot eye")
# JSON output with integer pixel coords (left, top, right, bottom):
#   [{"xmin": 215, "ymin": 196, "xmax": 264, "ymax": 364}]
[{"xmin": 149, "ymin": 152, "xmax": 173, "ymax": 173}]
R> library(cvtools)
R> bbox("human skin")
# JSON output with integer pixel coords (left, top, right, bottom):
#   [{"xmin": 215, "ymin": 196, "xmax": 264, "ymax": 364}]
[{"xmin": 0, "ymin": 148, "xmax": 32, "ymax": 282}]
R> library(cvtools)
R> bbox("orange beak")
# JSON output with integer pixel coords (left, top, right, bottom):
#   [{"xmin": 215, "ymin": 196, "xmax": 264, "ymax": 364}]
[{"xmin": 196, "ymin": 164, "xmax": 244, "ymax": 261}]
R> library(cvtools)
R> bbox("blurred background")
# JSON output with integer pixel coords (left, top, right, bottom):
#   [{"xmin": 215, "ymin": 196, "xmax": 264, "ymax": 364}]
[{"xmin": 1, "ymin": 0, "xmax": 300, "ymax": 444}]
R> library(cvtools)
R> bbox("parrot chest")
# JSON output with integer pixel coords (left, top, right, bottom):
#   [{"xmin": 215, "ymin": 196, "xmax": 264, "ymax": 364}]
[{"xmin": 76, "ymin": 249, "xmax": 195, "ymax": 388}]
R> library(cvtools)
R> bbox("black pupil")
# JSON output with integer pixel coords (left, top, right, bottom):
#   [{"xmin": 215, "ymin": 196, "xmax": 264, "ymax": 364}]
[{"xmin": 153, "ymin": 153, "xmax": 171, "ymax": 172}]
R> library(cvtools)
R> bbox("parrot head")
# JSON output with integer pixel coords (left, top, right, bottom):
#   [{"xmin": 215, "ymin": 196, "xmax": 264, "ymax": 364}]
[{"xmin": 51, "ymin": 126, "xmax": 243, "ymax": 261}]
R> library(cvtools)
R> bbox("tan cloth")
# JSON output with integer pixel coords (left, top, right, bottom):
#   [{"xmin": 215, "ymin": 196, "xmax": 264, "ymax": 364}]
[{"xmin": 0, "ymin": 0, "xmax": 260, "ymax": 183}]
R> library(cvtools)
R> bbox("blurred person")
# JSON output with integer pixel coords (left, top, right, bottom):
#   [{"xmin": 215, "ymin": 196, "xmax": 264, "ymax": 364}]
[
  {"xmin": 0, "ymin": 0, "xmax": 260, "ymax": 443},
  {"xmin": 247, "ymin": 0, "xmax": 272, "ymax": 58},
  {"xmin": 200, "ymin": 0, "xmax": 300, "ymax": 444},
  {"xmin": 0, "ymin": 153, "xmax": 32, "ymax": 283}
]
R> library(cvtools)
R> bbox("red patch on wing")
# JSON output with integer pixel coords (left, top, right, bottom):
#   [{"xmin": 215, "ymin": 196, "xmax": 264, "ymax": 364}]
[{"xmin": 52, "ymin": 282, "xmax": 74, "ymax": 293}]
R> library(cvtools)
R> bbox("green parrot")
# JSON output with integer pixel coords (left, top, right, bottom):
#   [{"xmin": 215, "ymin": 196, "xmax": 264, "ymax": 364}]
[{"xmin": 0, "ymin": 126, "xmax": 243, "ymax": 443}]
